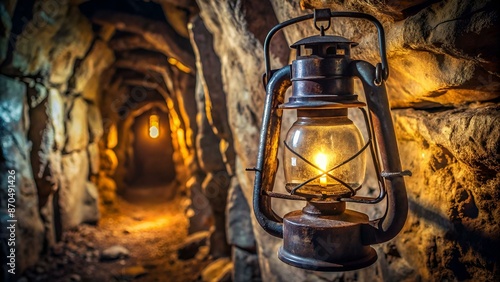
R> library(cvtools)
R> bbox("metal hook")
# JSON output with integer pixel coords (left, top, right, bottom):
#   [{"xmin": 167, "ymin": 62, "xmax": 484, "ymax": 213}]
[
  {"xmin": 319, "ymin": 25, "xmax": 325, "ymax": 36},
  {"xmin": 314, "ymin": 9, "xmax": 331, "ymax": 32}
]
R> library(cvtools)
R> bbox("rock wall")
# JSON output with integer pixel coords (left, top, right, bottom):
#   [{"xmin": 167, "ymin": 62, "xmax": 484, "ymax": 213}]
[
  {"xmin": 0, "ymin": 74, "xmax": 45, "ymax": 279},
  {"xmin": 188, "ymin": 5, "xmax": 288, "ymax": 277},
  {"xmin": 194, "ymin": 0, "xmax": 499, "ymax": 281},
  {"xmin": 1, "ymin": 0, "xmax": 498, "ymax": 280},
  {"xmin": 0, "ymin": 1, "xmax": 112, "ymax": 278}
]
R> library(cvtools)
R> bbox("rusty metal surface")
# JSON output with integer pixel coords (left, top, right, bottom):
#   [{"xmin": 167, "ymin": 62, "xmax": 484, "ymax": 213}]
[
  {"xmin": 288, "ymin": 37, "xmax": 357, "ymax": 109},
  {"xmin": 279, "ymin": 210, "xmax": 377, "ymax": 271},
  {"xmin": 290, "ymin": 35, "xmax": 357, "ymax": 49},
  {"xmin": 301, "ymin": 201, "xmax": 346, "ymax": 216},
  {"xmin": 350, "ymin": 60, "xmax": 409, "ymax": 244},
  {"xmin": 252, "ymin": 66, "xmax": 291, "ymax": 238}
]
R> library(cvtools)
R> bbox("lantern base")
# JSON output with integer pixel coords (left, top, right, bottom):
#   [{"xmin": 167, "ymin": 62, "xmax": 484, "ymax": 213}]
[
  {"xmin": 278, "ymin": 209, "xmax": 377, "ymax": 272},
  {"xmin": 278, "ymin": 246, "xmax": 377, "ymax": 272}
]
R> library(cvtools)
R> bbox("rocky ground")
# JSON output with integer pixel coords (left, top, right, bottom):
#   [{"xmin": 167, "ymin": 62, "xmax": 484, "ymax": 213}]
[{"xmin": 21, "ymin": 184, "xmax": 214, "ymax": 282}]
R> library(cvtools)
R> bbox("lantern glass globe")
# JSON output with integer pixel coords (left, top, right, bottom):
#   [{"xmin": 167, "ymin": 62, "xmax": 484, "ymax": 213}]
[{"xmin": 283, "ymin": 115, "xmax": 366, "ymax": 197}]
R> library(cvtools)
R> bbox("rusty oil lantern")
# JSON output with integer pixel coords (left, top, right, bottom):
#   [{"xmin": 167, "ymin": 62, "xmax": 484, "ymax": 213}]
[{"xmin": 250, "ymin": 9, "xmax": 411, "ymax": 271}]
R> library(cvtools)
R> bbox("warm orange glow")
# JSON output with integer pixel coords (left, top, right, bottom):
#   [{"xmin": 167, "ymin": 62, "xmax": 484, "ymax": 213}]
[
  {"xmin": 125, "ymin": 217, "xmax": 171, "ymax": 232},
  {"xmin": 168, "ymin": 57, "xmax": 191, "ymax": 73},
  {"xmin": 314, "ymin": 152, "xmax": 328, "ymax": 186},
  {"xmin": 149, "ymin": 114, "xmax": 160, "ymax": 139},
  {"xmin": 107, "ymin": 124, "xmax": 118, "ymax": 148}
]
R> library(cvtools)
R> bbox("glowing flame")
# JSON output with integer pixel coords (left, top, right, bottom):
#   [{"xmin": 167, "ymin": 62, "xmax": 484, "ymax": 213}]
[
  {"xmin": 314, "ymin": 152, "xmax": 328, "ymax": 186},
  {"xmin": 149, "ymin": 114, "xmax": 160, "ymax": 139}
]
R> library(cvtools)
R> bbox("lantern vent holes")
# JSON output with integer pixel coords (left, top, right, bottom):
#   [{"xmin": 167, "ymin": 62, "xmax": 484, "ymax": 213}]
[
  {"xmin": 326, "ymin": 47, "xmax": 336, "ymax": 56},
  {"xmin": 299, "ymin": 45, "xmax": 346, "ymax": 57},
  {"xmin": 325, "ymin": 47, "xmax": 346, "ymax": 56},
  {"xmin": 299, "ymin": 45, "xmax": 313, "ymax": 56}
]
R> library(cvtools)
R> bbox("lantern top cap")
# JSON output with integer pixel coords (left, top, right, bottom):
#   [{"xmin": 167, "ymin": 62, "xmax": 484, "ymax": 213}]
[{"xmin": 290, "ymin": 35, "xmax": 358, "ymax": 49}]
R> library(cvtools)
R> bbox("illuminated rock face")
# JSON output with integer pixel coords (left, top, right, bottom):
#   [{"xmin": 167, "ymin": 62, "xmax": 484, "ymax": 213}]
[
  {"xmin": 195, "ymin": 0, "xmax": 499, "ymax": 281},
  {"xmin": 393, "ymin": 106, "xmax": 499, "ymax": 281}
]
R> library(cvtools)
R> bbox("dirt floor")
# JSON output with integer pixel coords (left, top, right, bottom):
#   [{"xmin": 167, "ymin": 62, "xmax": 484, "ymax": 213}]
[{"xmin": 22, "ymin": 184, "xmax": 212, "ymax": 282}]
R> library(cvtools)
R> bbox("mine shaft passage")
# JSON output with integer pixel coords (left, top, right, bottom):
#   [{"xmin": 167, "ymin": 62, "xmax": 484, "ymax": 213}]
[{"xmin": 129, "ymin": 109, "xmax": 176, "ymax": 187}]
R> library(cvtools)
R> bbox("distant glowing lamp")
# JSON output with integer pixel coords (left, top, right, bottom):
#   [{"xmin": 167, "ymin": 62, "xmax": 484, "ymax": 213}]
[
  {"xmin": 149, "ymin": 113, "xmax": 160, "ymax": 139},
  {"xmin": 249, "ymin": 9, "xmax": 412, "ymax": 271}
]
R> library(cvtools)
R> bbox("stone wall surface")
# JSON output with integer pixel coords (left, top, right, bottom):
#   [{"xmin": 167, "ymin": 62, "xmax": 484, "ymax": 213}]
[
  {"xmin": 189, "ymin": 14, "xmax": 264, "ymax": 272},
  {"xmin": 58, "ymin": 150, "xmax": 91, "ymax": 230},
  {"xmin": 272, "ymin": 0, "xmax": 499, "ymax": 108},
  {"xmin": 0, "ymin": 75, "xmax": 45, "ymax": 278},
  {"xmin": 393, "ymin": 104, "xmax": 499, "ymax": 281},
  {"xmin": 0, "ymin": 2, "xmax": 114, "ymax": 278},
  {"xmin": 27, "ymin": 81, "xmax": 60, "ymax": 248},
  {"xmin": 195, "ymin": 0, "xmax": 499, "ymax": 281}
]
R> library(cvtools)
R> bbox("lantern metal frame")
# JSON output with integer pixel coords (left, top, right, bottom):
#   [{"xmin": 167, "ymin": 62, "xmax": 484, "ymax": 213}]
[{"xmin": 249, "ymin": 9, "xmax": 411, "ymax": 271}]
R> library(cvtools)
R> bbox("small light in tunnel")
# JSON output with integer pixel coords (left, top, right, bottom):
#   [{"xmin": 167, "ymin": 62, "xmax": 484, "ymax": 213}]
[{"xmin": 149, "ymin": 113, "xmax": 160, "ymax": 139}]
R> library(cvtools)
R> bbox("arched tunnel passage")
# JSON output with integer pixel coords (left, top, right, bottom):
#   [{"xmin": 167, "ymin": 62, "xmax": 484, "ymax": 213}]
[
  {"xmin": 112, "ymin": 83, "xmax": 177, "ymax": 189},
  {"xmin": 129, "ymin": 108, "xmax": 176, "ymax": 187},
  {"xmin": 2, "ymin": 0, "xmax": 499, "ymax": 281},
  {"xmin": 1, "ymin": 0, "xmax": 234, "ymax": 281},
  {"xmin": 118, "ymin": 102, "xmax": 179, "ymax": 205}
]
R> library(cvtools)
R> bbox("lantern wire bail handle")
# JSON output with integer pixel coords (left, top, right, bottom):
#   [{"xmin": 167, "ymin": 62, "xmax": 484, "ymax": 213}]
[{"xmin": 262, "ymin": 9, "xmax": 390, "ymax": 87}]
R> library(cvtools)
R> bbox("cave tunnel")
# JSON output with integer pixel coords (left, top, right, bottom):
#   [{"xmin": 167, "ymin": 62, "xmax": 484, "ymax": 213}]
[
  {"xmin": 128, "ymin": 107, "xmax": 175, "ymax": 187},
  {"xmin": 0, "ymin": 0, "xmax": 499, "ymax": 281}
]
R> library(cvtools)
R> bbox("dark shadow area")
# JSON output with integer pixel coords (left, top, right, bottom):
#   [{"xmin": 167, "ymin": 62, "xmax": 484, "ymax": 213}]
[
  {"xmin": 408, "ymin": 198, "xmax": 500, "ymax": 279},
  {"xmin": 79, "ymin": 0, "xmax": 167, "ymax": 21}
]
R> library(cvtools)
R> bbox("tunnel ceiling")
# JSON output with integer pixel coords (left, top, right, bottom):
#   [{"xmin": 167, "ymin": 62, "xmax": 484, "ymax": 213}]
[{"xmin": 77, "ymin": 0, "xmax": 197, "ymax": 112}]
